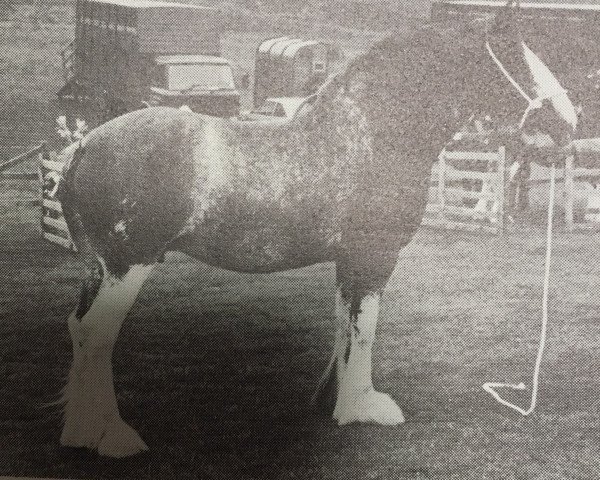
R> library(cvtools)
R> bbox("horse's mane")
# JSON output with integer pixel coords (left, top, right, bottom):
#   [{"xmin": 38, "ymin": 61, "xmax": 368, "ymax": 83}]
[
  {"xmin": 290, "ymin": 27, "xmax": 448, "ymax": 129},
  {"xmin": 292, "ymin": 19, "xmax": 495, "ymax": 133},
  {"xmin": 289, "ymin": 72, "xmax": 344, "ymax": 124},
  {"xmin": 302, "ymin": 24, "xmax": 464, "ymax": 98}
]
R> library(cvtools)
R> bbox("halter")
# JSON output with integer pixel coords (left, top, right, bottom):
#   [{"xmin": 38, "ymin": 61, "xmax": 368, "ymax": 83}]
[{"xmin": 485, "ymin": 41, "xmax": 568, "ymax": 129}]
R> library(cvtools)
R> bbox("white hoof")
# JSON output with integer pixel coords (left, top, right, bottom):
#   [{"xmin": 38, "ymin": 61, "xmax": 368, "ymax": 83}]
[
  {"xmin": 60, "ymin": 423, "xmax": 100, "ymax": 450},
  {"xmin": 334, "ymin": 389, "xmax": 405, "ymax": 426},
  {"xmin": 98, "ymin": 419, "xmax": 148, "ymax": 458},
  {"xmin": 61, "ymin": 387, "xmax": 147, "ymax": 457}
]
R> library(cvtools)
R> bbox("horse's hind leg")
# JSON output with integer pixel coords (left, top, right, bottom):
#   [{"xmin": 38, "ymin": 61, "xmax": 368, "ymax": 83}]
[
  {"xmin": 60, "ymin": 257, "xmax": 155, "ymax": 458},
  {"xmin": 62, "ymin": 257, "xmax": 103, "ymax": 409}
]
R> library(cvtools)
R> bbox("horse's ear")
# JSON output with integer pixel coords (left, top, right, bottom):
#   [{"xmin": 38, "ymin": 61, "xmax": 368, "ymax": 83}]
[{"xmin": 488, "ymin": 0, "xmax": 522, "ymax": 40}]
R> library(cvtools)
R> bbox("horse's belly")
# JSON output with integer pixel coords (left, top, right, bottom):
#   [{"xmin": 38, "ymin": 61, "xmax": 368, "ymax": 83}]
[{"xmin": 173, "ymin": 203, "xmax": 338, "ymax": 273}]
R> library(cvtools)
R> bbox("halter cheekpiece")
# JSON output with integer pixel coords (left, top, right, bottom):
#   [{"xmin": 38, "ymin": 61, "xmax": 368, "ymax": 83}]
[{"xmin": 485, "ymin": 41, "xmax": 568, "ymax": 128}]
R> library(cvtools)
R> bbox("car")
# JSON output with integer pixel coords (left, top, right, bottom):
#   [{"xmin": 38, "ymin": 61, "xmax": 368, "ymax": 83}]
[{"xmin": 250, "ymin": 96, "xmax": 310, "ymax": 119}]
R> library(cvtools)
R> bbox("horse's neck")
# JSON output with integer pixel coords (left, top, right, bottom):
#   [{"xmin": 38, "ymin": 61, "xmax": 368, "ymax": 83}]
[
  {"xmin": 297, "ymin": 32, "xmax": 475, "ymax": 184},
  {"xmin": 352, "ymin": 60, "xmax": 460, "ymax": 178}
]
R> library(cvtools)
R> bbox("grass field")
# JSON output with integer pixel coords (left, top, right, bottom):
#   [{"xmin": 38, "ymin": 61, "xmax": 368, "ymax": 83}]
[{"xmin": 3, "ymin": 182, "xmax": 600, "ymax": 479}]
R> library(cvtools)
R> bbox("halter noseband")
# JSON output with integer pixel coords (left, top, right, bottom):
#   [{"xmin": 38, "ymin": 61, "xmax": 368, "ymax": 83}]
[{"xmin": 485, "ymin": 41, "xmax": 568, "ymax": 129}]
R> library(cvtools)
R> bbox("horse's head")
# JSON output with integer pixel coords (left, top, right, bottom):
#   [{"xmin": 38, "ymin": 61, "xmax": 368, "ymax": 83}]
[{"xmin": 456, "ymin": 0, "xmax": 579, "ymax": 158}]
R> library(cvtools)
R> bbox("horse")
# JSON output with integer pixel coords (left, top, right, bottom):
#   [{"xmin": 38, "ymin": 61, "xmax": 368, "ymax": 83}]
[{"xmin": 55, "ymin": 1, "xmax": 578, "ymax": 458}]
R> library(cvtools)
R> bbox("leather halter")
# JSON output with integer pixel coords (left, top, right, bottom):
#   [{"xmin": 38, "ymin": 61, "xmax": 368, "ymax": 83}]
[{"xmin": 486, "ymin": 41, "xmax": 568, "ymax": 129}]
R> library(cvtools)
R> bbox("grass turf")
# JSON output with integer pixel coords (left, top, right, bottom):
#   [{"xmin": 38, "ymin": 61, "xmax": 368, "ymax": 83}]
[{"xmin": 2, "ymin": 212, "xmax": 600, "ymax": 479}]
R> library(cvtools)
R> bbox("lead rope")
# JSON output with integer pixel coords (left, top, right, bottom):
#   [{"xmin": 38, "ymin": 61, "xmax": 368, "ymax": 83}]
[
  {"xmin": 486, "ymin": 42, "xmax": 534, "ymax": 107},
  {"xmin": 485, "ymin": 41, "xmax": 541, "ymax": 130},
  {"xmin": 482, "ymin": 164, "xmax": 556, "ymax": 416}
]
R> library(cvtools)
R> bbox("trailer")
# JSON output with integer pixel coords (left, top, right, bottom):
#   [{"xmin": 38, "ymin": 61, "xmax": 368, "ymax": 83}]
[
  {"xmin": 58, "ymin": 0, "xmax": 240, "ymax": 124},
  {"xmin": 253, "ymin": 37, "xmax": 329, "ymax": 109}
]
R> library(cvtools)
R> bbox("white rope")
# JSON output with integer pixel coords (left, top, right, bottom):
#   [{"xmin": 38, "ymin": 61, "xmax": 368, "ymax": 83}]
[
  {"xmin": 482, "ymin": 164, "xmax": 556, "ymax": 416},
  {"xmin": 486, "ymin": 41, "xmax": 534, "ymax": 105}
]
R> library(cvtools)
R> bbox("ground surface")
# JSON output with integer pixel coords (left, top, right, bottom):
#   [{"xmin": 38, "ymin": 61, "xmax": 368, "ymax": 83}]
[{"xmin": 3, "ymin": 184, "xmax": 600, "ymax": 479}]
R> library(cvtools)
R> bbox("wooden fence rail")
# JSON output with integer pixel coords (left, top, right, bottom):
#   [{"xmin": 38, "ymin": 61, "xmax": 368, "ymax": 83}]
[
  {"xmin": 564, "ymin": 155, "xmax": 600, "ymax": 232},
  {"xmin": 39, "ymin": 150, "xmax": 76, "ymax": 251},
  {"xmin": 423, "ymin": 146, "xmax": 505, "ymax": 234},
  {"xmin": 0, "ymin": 143, "xmax": 46, "ymax": 180},
  {"xmin": 425, "ymin": 139, "xmax": 600, "ymax": 234},
  {"xmin": 0, "ymin": 144, "xmax": 75, "ymax": 250}
]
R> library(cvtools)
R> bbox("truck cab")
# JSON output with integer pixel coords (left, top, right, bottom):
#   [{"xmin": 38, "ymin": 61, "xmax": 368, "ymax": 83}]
[
  {"xmin": 57, "ymin": 0, "xmax": 240, "ymax": 125},
  {"xmin": 146, "ymin": 55, "xmax": 240, "ymax": 117}
]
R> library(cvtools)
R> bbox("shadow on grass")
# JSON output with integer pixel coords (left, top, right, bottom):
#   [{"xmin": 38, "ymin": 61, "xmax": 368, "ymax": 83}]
[{"xmin": 2, "ymin": 270, "xmax": 336, "ymax": 479}]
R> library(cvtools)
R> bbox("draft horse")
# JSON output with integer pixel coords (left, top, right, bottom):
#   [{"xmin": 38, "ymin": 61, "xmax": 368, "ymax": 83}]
[{"xmin": 56, "ymin": 1, "xmax": 578, "ymax": 457}]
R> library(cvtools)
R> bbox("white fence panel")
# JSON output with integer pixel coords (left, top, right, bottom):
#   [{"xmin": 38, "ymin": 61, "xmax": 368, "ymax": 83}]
[
  {"xmin": 39, "ymin": 151, "xmax": 76, "ymax": 251},
  {"xmin": 423, "ymin": 146, "xmax": 505, "ymax": 234}
]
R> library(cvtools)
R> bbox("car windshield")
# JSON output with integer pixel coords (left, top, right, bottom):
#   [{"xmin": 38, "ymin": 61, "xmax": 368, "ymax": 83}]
[{"xmin": 167, "ymin": 64, "xmax": 235, "ymax": 91}]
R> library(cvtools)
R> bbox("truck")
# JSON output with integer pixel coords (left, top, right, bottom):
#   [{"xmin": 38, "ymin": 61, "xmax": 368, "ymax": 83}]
[{"xmin": 58, "ymin": 0, "xmax": 240, "ymax": 124}]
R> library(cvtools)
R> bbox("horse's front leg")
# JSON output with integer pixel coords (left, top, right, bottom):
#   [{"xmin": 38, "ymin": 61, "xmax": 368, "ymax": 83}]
[{"xmin": 313, "ymin": 282, "xmax": 404, "ymax": 425}]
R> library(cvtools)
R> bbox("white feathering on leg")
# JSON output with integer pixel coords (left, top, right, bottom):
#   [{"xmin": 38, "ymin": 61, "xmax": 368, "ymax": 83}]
[{"xmin": 333, "ymin": 293, "xmax": 405, "ymax": 426}]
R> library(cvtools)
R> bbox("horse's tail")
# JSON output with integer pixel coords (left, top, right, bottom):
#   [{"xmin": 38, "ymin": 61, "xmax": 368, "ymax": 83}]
[
  {"xmin": 53, "ymin": 141, "xmax": 98, "ymax": 267},
  {"xmin": 53, "ymin": 140, "xmax": 85, "ymax": 202}
]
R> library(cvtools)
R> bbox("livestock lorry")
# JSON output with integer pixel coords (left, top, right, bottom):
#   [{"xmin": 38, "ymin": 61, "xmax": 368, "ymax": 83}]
[{"xmin": 58, "ymin": 0, "xmax": 240, "ymax": 124}]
